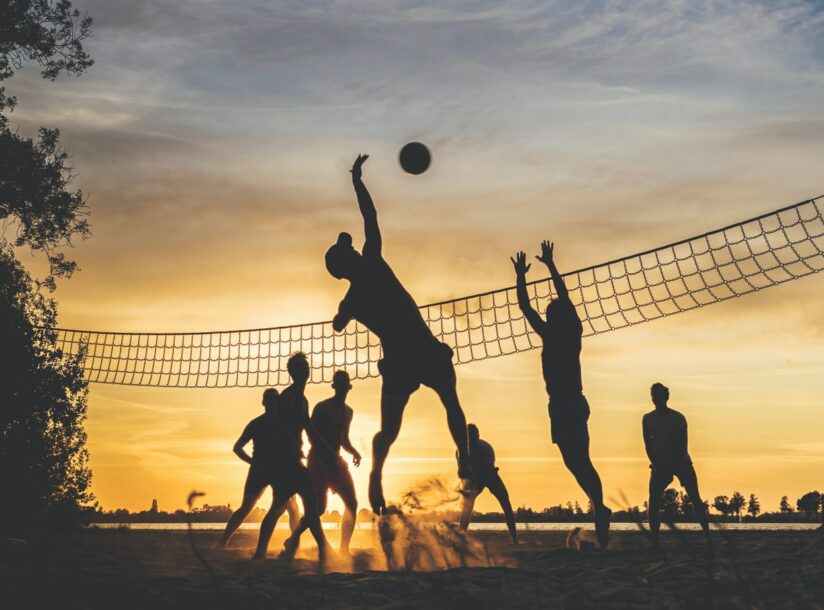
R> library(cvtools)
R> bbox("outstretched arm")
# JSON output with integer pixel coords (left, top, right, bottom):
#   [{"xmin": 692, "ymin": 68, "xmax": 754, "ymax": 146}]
[
  {"xmin": 351, "ymin": 154, "xmax": 381, "ymax": 256},
  {"xmin": 341, "ymin": 408, "xmax": 361, "ymax": 467},
  {"xmin": 535, "ymin": 240, "xmax": 569, "ymax": 302},
  {"xmin": 233, "ymin": 426, "xmax": 254, "ymax": 465},
  {"xmin": 511, "ymin": 251, "xmax": 547, "ymax": 335}
]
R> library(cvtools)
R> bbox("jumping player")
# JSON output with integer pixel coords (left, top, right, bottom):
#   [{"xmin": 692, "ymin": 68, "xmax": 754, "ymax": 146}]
[
  {"xmin": 253, "ymin": 353, "xmax": 335, "ymax": 560},
  {"xmin": 643, "ymin": 382, "xmax": 710, "ymax": 544},
  {"xmin": 282, "ymin": 370, "xmax": 362, "ymax": 556},
  {"xmin": 511, "ymin": 241, "xmax": 611, "ymax": 547},
  {"xmin": 324, "ymin": 154, "xmax": 472, "ymax": 514},
  {"xmin": 458, "ymin": 424, "xmax": 517, "ymax": 543},
  {"xmin": 217, "ymin": 388, "xmax": 300, "ymax": 548}
]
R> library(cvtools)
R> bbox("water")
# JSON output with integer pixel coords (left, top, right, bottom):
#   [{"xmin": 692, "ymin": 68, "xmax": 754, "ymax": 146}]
[{"xmin": 89, "ymin": 522, "xmax": 821, "ymax": 532}]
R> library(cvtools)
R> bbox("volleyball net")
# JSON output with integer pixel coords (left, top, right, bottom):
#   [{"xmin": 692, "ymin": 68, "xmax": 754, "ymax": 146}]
[{"xmin": 55, "ymin": 196, "xmax": 824, "ymax": 388}]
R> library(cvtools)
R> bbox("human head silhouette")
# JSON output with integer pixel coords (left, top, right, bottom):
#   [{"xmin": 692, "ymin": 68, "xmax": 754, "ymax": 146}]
[
  {"xmin": 325, "ymin": 232, "xmax": 361, "ymax": 280},
  {"xmin": 287, "ymin": 352, "xmax": 310, "ymax": 384},
  {"xmin": 332, "ymin": 370, "xmax": 351, "ymax": 398},
  {"xmin": 651, "ymin": 382, "xmax": 669, "ymax": 407},
  {"xmin": 262, "ymin": 388, "xmax": 279, "ymax": 414},
  {"xmin": 545, "ymin": 298, "xmax": 573, "ymax": 323}
]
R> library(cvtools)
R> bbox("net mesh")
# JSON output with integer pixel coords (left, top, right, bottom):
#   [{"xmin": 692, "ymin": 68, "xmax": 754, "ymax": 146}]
[{"xmin": 55, "ymin": 196, "xmax": 824, "ymax": 388}]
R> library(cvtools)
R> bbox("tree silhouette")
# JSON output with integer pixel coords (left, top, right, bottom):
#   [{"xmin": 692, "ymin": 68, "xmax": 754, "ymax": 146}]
[
  {"xmin": 779, "ymin": 496, "xmax": 792, "ymax": 514},
  {"xmin": 747, "ymin": 494, "xmax": 760, "ymax": 519},
  {"xmin": 796, "ymin": 491, "xmax": 822, "ymax": 519},
  {"xmin": 660, "ymin": 488, "xmax": 680, "ymax": 520},
  {"xmin": 712, "ymin": 495, "xmax": 730, "ymax": 517},
  {"xmin": 729, "ymin": 492, "xmax": 746, "ymax": 521},
  {"xmin": 0, "ymin": 0, "xmax": 94, "ymax": 534}
]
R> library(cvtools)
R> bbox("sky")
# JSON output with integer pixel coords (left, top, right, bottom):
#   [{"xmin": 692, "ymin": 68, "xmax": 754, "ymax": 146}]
[{"xmin": 6, "ymin": 0, "xmax": 824, "ymax": 515}]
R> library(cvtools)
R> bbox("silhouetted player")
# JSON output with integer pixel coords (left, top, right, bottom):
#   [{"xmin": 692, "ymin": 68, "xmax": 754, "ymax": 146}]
[
  {"xmin": 325, "ymin": 154, "xmax": 472, "ymax": 514},
  {"xmin": 644, "ymin": 382, "xmax": 710, "ymax": 544},
  {"xmin": 511, "ymin": 241, "xmax": 611, "ymax": 547},
  {"xmin": 253, "ymin": 353, "xmax": 334, "ymax": 560},
  {"xmin": 458, "ymin": 424, "xmax": 517, "ymax": 543},
  {"xmin": 217, "ymin": 388, "xmax": 300, "ymax": 548},
  {"xmin": 282, "ymin": 370, "xmax": 362, "ymax": 556}
]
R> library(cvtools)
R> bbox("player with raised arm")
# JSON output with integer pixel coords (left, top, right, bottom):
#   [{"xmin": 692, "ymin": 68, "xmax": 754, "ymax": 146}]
[
  {"xmin": 511, "ymin": 241, "xmax": 611, "ymax": 547},
  {"xmin": 643, "ymin": 382, "xmax": 710, "ymax": 545},
  {"xmin": 217, "ymin": 388, "xmax": 300, "ymax": 548},
  {"xmin": 324, "ymin": 154, "xmax": 472, "ymax": 514}
]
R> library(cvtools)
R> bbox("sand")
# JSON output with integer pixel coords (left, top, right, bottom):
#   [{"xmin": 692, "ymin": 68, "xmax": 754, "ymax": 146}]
[{"xmin": 3, "ymin": 526, "xmax": 823, "ymax": 609}]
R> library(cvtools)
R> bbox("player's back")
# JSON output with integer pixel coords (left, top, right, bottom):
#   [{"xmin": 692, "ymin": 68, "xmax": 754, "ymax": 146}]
[
  {"xmin": 541, "ymin": 297, "xmax": 583, "ymax": 397},
  {"xmin": 276, "ymin": 386, "xmax": 309, "ymax": 465},
  {"xmin": 246, "ymin": 414, "xmax": 279, "ymax": 465},
  {"xmin": 344, "ymin": 254, "xmax": 432, "ymax": 350},
  {"xmin": 643, "ymin": 408, "xmax": 689, "ymax": 464}
]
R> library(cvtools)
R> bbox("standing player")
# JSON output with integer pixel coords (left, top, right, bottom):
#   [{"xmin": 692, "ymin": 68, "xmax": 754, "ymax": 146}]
[
  {"xmin": 253, "ymin": 353, "xmax": 335, "ymax": 560},
  {"xmin": 643, "ymin": 382, "xmax": 710, "ymax": 545},
  {"xmin": 458, "ymin": 424, "xmax": 517, "ymax": 543},
  {"xmin": 511, "ymin": 241, "xmax": 611, "ymax": 547},
  {"xmin": 324, "ymin": 154, "xmax": 472, "ymax": 514},
  {"xmin": 282, "ymin": 370, "xmax": 362, "ymax": 556},
  {"xmin": 218, "ymin": 388, "xmax": 300, "ymax": 548}
]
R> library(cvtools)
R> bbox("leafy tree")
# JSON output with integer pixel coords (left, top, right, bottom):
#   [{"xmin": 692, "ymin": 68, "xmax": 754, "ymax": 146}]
[
  {"xmin": 1, "ymin": 0, "xmax": 93, "ymax": 285},
  {"xmin": 796, "ymin": 491, "xmax": 822, "ymax": 519},
  {"xmin": 660, "ymin": 488, "xmax": 680, "ymax": 519},
  {"xmin": 0, "ymin": 0, "xmax": 94, "ymax": 534},
  {"xmin": 779, "ymin": 496, "xmax": 792, "ymax": 513},
  {"xmin": 729, "ymin": 492, "xmax": 746, "ymax": 521},
  {"xmin": 747, "ymin": 494, "xmax": 760, "ymax": 519},
  {"xmin": 712, "ymin": 495, "xmax": 730, "ymax": 517},
  {"xmin": 0, "ymin": 247, "xmax": 91, "ymax": 531}
]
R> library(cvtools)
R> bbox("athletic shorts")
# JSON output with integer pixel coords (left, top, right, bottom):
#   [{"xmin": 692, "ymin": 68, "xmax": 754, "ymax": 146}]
[
  {"xmin": 378, "ymin": 340, "xmax": 455, "ymax": 397},
  {"xmin": 650, "ymin": 460, "xmax": 696, "ymax": 490},
  {"xmin": 548, "ymin": 394, "xmax": 591, "ymax": 446},
  {"xmin": 307, "ymin": 453, "xmax": 355, "ymax": 498},
  {"xmin": 243, "ymin": 464, "xmax": 277, "ymax": 498}
]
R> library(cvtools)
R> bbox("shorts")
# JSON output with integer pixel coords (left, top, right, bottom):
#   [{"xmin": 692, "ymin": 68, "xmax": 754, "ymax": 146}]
[
  {"xmin": 378, "ymin": 340, "xmax": 455, "ymax": 397},
  {"xmin": 243, "ymin": 464, "xmax": 276, "ymax": 498},
  {"xmin": 548, "ymin": 394, "xmax": 590, "ymax": 446},
  {"xmin": 308, "ymin": 453, "xmax": 356, "ymax": 500},
  {"xmin": 268, "ymin": 463, "xmax": 312, "ymax": 500},
  {"xmin": 650, "ymin": 460, "xmax": 696, "ymax": 490}
]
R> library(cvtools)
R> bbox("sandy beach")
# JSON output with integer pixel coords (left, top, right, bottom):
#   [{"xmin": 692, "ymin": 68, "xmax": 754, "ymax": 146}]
[{"xmin": 3, "ymin": 525, "xmax": 823, "ymax": 609}]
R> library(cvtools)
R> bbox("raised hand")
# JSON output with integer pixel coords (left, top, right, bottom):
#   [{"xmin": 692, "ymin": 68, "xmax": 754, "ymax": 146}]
[
  {"xmin": 510, "ymin": 251, "xmax": 531, "ymax": 276},
  {"xmin": 351, "ymin": 154, "xmax": 369, "ymax": 181},
  {"xmin": 535, "ymin": 240, "xmax": 554, "ymax": 267}
]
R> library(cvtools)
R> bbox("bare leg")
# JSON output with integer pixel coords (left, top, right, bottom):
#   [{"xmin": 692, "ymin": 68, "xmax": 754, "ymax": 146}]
[
  {"xmin": 219, "ymin": 484, "xmax": 264, "ymax": 547},
  {"xmin": 648, "ymin": 471, "xmax": 671, "ymax": 546},
  {"xmin": 487, "ymin": 473, "xmax": 517, "ymax": 544},
  {"xmin": 678, "ymin": 467, "xmax": 710, "ymax": 541},
  {"xmin": 369, "ymin": 391, "xmax": 410, "ymax": 513},
  {"xmin": 558, "ymin": 440, "xmax": 610, "ymax": 547},
  {"xmin": 433, "ymin": 382, "xmax": 470, "ymax": 473},
  {"xmin": 297, "ymin": 479, "xmax": 332, "ymax": 560},
  {"xmin": 286, "ymin": 496, "xmax": 301, "ymax": 532},
  {"xmin": 459, "ymin": 489, "xmax": 477, "ymax": 532},
  {"xmin": 254, "ymin": 494, "xmax": 291, "ymax": 560},
  {"xmin": 335, "ymin": 479, "xmax": 358, "ymax": 554}
]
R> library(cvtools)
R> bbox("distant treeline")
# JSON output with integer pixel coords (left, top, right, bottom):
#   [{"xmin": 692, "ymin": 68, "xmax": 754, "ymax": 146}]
[{"xmin": 89, "ymin": 491, "xmax": 824, "ymax": 524}]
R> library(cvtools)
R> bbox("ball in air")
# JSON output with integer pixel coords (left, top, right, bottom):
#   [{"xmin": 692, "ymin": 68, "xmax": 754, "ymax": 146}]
[{"xmin": 399, "ymin": 142, "xmax": 431, "ymax": 175}]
